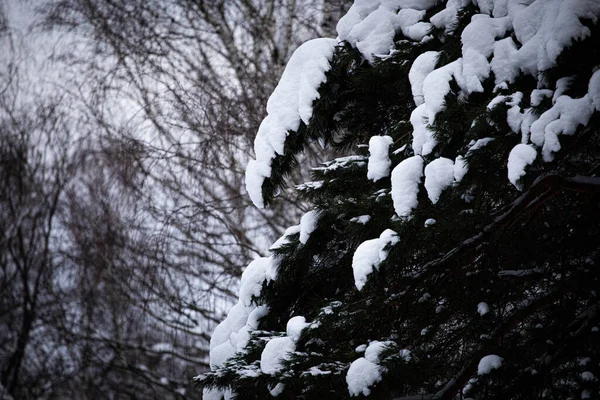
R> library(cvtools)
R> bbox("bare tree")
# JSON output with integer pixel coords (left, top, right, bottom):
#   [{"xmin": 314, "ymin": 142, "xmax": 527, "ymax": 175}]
[{"xmin": 0, "ymin": 0, "xmax": 351, "ymax": 398}]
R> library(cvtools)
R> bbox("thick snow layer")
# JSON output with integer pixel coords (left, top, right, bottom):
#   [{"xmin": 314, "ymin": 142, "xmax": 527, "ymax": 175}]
[
  {"xmin": 491, "ymin": 37, "xmax": 519, "ymax": 85},
  {"xmin": 430, "ymin": 0, "xmax": 471, "ymax": 33},
  {"xmin": 530, "ymin": 89, "xmax": 553, "ymax": 107},
  {"xmin": 409, "ymin": 51, "xmax": 440, "ymax": 106},
  {"xmin": 410, "ymin": 103, "xmax": 436, "ymax": 155},
  {"xmin": 422, "ymin": 59, "xmax": 462, "ymax": 123},
  {"xmin": 509, "ymin": 0, "xmax": 600, "ymax": 75},
  {"xmin": 352, "ymin": 229, "xmax": 399, "ymax": 290},
  {"xmin": 391, "ymin": 156, "xmax": 424, "ymax": 218},
  {"xmin": 398, "ymin": 9, "xmax": 432, "ymax": 41},
  {"xmin": 346, "ymin": 357, "xmax": 383, "ymax": 397},
  {"xmin": 507, "ymin": 144, "xmax": 537, "ymax": 190},
  {"xmin": 337, "ymin": 1, "xmax": 401, "ymax": 63},
  {"xmin": 461, "ymin": 15, "xmax": 510, "ymax": 93},
  {"xmin": 364, "ymin": 340, "xmax": 395, "ymax": 363},
  {"xmin": 210, "ymin": 303, "xmax": 254, "ymax": 368},
  {"xmin": 239, "ymin": 257, "xmax": 272, "ymax": 307},
  {"xmin": 299, "ymin": 210, "xmax": 320, "ymax": 244},
  {"xmin": 367, "ymin": 135, "xmax": 394, "ymax": 181},
  {"xmin": 350, "ymin": 215, "xmax": 371, "ymax": 224},
  {"xmin": 589, "ymin": 69, "xmax": 600, "ymax": 111},
  {"xmin": 478, "ymin": 355, "xmax": 503, "ymax": 375},
  {"xmin": 260, "ymin": 336, "xmax": 296, "ymax": 375},
  {"xmin": 286, "ymin": 316, "xmax": 309, "ymax": 341},
  {"xmin": 270, "ymin": 225, "xmax": 301, "ymax": 251},
  {"xmin": 530, "ymin": 93, "xmax": 594, "ymax": 162},
  {"xmin": 453, "ymin": 155, "xmax": 468, "ymax": 182},
  {"xmin": 424, "ymin": 157, "xmax": 455, "ymax": 204},
  {"xmin": 246, "ymin": 38, "xmax": 337, "ymax": 208},
  {"xmin": 477, "ymin": 302, "xmax": 490, "ymax": 316},
  {"xmin": 487, "ymin": 94, "xmax": 507, "ymax": 110},
  {"xmin": 269, "ymin": 383, "xmax": 285, "ymax": 397}
]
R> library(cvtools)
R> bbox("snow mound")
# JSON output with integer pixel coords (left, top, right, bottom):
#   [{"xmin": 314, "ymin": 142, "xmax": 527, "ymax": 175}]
[
  {"xmin": 364, "ymin": 340, "xmax": 395, "ymax": 363},
  {"xmin": 346, "ymin": 357, "xmax": 383, "ymax": 397},
  {"xmin": 478, "ymin": 354, "xmax": 503, "ymax": 375},
  {"xmin": 337, "ymin": 1, "xmax": 399, "ymax": 63},
  {"xmin": 210, "ymin": 304, "xmax": 269, "ymax": 368},
  {"xmin": 507, "ymin": 144, "xmax": 537, "ymax": 190},
  {"xmin": 352, "ymin": 229, "xmax": 400, "ymax": 290},
  {"xmin": 260, "ymin": 336, "xmax": 296, "ymax": 375},
  {"xmin": 286, "ymin": 316, "xmax": 309, "ymax": 341},
  {"xmin": 409, "ymin": 51, "xmax": 439, "ymax": 106},
  {"xmin": 246, "ymin": 38, "xmax": 337, "ymax": 208},
  {"xmin": 391, "ymin": 156, "xmax": 424, "ymax": 218},
  {"xmin": 367, "ymin": 135, "xmax": 394, "ymax": 181},
  {"xmin": 300, "ymin": 210, "xmax": 320, "ymax": 244},
  {"xmin": 424, "ymin": 157, "xmax": 455, "ymax": 204},
  {"xmin": 477, "ymin": 302, "xmax": 490, "ymax": 316}
]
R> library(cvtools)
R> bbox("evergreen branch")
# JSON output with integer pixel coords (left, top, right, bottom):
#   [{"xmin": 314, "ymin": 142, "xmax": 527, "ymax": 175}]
[{"xmin": 415, "ymin": 174, "xmax": 600, "ymax": 283}]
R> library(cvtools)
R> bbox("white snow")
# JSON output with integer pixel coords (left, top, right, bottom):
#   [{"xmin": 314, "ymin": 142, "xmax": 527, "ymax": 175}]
[
  {"xmin": 286, "ymin": 316, "xmax": 309, "ymax": 341},
  {"xmin": 588, "ymin": 69, "xmax": 600, "ymax": 111},
  {"xmin": 246, "ymin": 38, "xmax": 337, "ymax": 208},
  {"xmin": 581, "ymin": 371, "xmax": 596, "ymax": 382},
  {"xmin": 460, "ymin": 15, "xmax": 510, "ymax": 93},
  {"xmin": 299, "ymin": 210, "xmax": 320, "ymax": 244},
  {"xmin": 422, "ymin": 59, "xmax": 462, "ymax": 123},
  {"xmin": 364, "ymin": 340, "xmax": 394, "ymax": 363},
  {"xmin": 391, "ymin": 156, "xmax": 424, "ymax": 218},
  {"xmin": 477, "ymin": 302, "xmax": 490, "ymax": 316},
  {"xmin": 409, "ymin": 51, "xmax": 440, "ymax": 106},
  {"xmin": 239, "ymin": 257, "xmax": 273, "ymax": 306},
  {"xmin": 269, "ymin": 383, "xmax": 285, "ymax": 397},
  {"xmin": 410, "ymin": 103, "xmax": 436, "ymax": 156},
  {"xmin": 260, "ymin": 336, "xmax": 296, "ymax": 375},
  {"xmin": 424, "ymin": 157, "xmax": 455, "ymax": 204},
  {"xmin": 468, "ymin": 137, "xmax": 495, "ymax": 153},
  {"xmin": 530, "ymin": 92, "xmax": 594, "ymax": 162},
  {"xmin": 507, "ymin": 144, "xmax": 537, "ymax": 190},
  {"xmin": 578, "ymin": 357, "xmax": 592, "ymax": 366},
  {"xmin": 509, "ymin": 0, "xmax": 600, "ymax": 76},
  {"xmin": 477, "ymin": 355, "xmax": 503, "ymax": 375},
  {"xmin": 296, "ymin": 180, "xmax": 324, "ymax": 191},
  {"xmin": 350, "ymin": 215, "xmax": 371, "ymax": 224},
  {"xmin": 352, "ymin": 229, "xmax": 399, "ymax": 290},
  {"xmin": 424, "ymin": 218, "xmax": 436, "ymax": 227},
  {"xmin": 270, "ymin": 225, "xmax": 301, "ymax": 251},
  {"xmin": 337, "ymin": 2, "xmax": 400, "ymax": 63},
  {"xmin": 530, "ymin": 89, "xmax": 553, "ymax": 107},
  {"xmin": 346, "ymin": 357, "xmax": 383, "ymax": 397},
  {"xmin": 491, "ymin": 37, "xmax": 519, "ymax": 85},
  {"xmin": 367, "ymin": 135, "xmax": 394, "ymax": 181},
  {"xmin": 355, "ymin": 344, "xmax": 368, "ymax": 353},
  {"xmin": 398, "ymin": 9, "xmax": 432, "ymax": 41},
  {"xmin": 453, "ymin": 155, "xmax": 468, "ymax": 182},
  {"xmin": 430, "ymin": 0, "xmax": 471, "ymax": 33},
  {"xmin": 203, "ymin": 388, "xmax": 233, "ymax": 400},
  {"xmin": 487, "ymin": 94, "xmax": 507, "ymax": 110}
]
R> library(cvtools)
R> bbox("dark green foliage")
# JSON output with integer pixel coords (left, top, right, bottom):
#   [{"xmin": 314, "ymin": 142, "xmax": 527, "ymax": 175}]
[{"xmin": 199, "ymin": 5, "xmax": 600, "ymax": 400}]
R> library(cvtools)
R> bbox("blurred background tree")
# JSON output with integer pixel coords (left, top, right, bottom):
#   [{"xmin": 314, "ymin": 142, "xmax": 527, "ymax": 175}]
[{"xmin": 0, "ymin": 1, "xmax": 351, "ymax": 398}]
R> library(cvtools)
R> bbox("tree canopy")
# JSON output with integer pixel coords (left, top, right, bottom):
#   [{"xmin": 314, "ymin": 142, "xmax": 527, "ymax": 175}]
[{"xmin": 199, "ymin": 0, "xmax": 600, "ymax": 399}]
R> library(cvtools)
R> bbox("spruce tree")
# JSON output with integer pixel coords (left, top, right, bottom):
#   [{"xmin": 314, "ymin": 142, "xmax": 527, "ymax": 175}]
[{"xmin": 198, "ymin": 0, "xmax": 600, "ymax": 398}]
